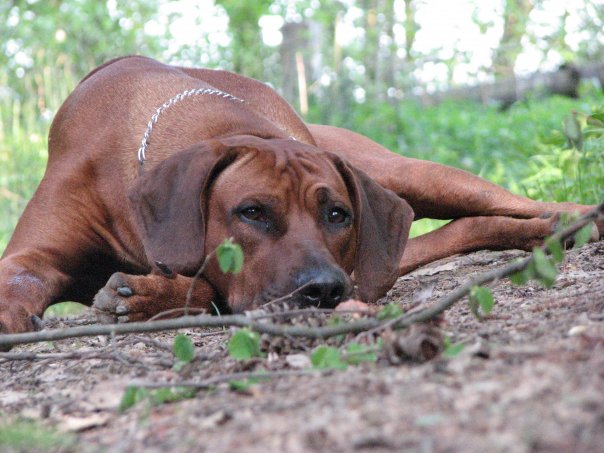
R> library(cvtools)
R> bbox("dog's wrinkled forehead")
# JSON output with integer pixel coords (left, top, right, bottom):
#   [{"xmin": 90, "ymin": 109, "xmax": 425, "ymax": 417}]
[{"xmin": 214, "ymin": 135, "xmax": 348, "ymax": 197}]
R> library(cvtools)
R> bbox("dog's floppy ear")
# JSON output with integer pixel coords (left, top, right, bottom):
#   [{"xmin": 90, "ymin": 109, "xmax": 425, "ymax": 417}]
[
  {"xmin": 334, "ymin": 158, "xmax": 414, "ymax": 302},
  {"xmin": 128, "ymin": 142, "xmax": 237, "ymax": 275}
]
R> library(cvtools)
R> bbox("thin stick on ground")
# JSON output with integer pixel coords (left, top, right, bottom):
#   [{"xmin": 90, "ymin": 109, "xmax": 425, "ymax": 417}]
[
  {"xmin": 131, "ymin": 369, "xmax": 333, "ymax": 390},
  {"xmin": 0, "ymin": 313, "xmax": 382, "ymax": 348},
  {"xmin": 184, "ymin": 252, "xmax": 214, "ymax": 316},
  {"xmin": 0, "ymin": 201, "xmax": 601, "ymax": 350},
  {"xmin": 0, "ymin": 350, "xmax": 173, "ymax": 368}
]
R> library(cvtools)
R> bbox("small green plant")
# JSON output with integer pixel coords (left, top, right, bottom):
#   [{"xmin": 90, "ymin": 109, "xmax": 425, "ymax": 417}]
[
  {"xmin": 510, "ymin": 221, "xmax": 595, "ymax": 288},
  {"xmin": 442, "ymin": 337, "xmax": 465, "ymax": 358},
  {"xmin": 228, "ymin": 328, "xmax": 264, "ymax": 360},
  {"xmin": 310, "ymin": 342, "xmax": 378, "ymax": 370},
  {"xmin": 119, "ymin": 386, "xmax": 196, "ymax": 412},
  {"xmin": 310, "ymin": 345, "xmax": 348, "ymax": 370},
  {"xmin": 119, "ymin": 333, "xmax": 197, "ymax": 409},
  {"xmin": 376, "ymin": 303, "xmax": 405, "ymax": 320},
  {"xmin": 521, "ymin": 108, "xmax": 604, "ymax": 204},
  {"xmin": 173, "ymin": 334, "xmax": 195, "ymax": 362},
  {"xmin": 228, "ymin": 377, "xmax": 264, "ymax": 392},
  {"xmin": 468, "ymin": 286, "xmax": 495, "ymax": 318},
  {"xmin": 573, "ymin": 222, "xmax": 597, "ymax": 249},
  {"xmin": 509, "ymin": 250, "xmax": 554, "ymax": 287},
  {"xmin": 172, "ymin": 333, "xmax": 196, "ymax": 371},
  {"xmin": 0, "ymin": 418, "xmax": 74, "ymax": 451},
  {"xmin": 216, "ymin": 238, "xmax": 244, "ymax": 274},
  {"xmin": 342, "ymin": 342, "xmax": 378, "ymax": 365}
]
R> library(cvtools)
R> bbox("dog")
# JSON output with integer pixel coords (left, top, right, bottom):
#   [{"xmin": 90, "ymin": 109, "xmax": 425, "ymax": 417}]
[{"xmin": 0, "ymin": 56, "xmax": 600, "ymax": 334}]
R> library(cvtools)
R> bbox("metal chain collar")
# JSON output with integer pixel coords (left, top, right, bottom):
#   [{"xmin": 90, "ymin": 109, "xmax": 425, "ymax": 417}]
[{"xmin": 137, "ymin": 87, "xmax": 245, "ymax": 166}]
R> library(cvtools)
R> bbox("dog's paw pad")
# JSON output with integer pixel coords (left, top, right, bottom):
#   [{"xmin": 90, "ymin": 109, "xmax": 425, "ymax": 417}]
[{"xmin": 117, "ymin": 286, "xmax": 133, "ymax": 297}]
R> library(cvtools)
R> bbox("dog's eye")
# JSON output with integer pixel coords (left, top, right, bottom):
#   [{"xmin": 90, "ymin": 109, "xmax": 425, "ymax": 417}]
[
  {"xmin": 327, "ymin": 207, "xmax": 349, "ymax": 224},
  {"xmin": 239, "ymin": 206, "xmax": 265, "ymax": 222}
]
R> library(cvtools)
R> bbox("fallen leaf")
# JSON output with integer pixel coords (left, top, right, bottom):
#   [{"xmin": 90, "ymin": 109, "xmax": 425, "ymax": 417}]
[
  {"xmin": 60, "ymin": 413, "xmax": 111, "ymax": 432},
  {"xmin": 199, "ymin": 410, "xmax": 231, "ymax": 429},
  {"xmin": 285, "ymin": 353, "xmax": 311, "ymax": 369},
  {"xmin": 568, "ymin": 325, "xmax": 588, "ymax": 336},
  {"xmin": 335, "ymin": 299, "xmax": 372, "ymax": 312}
]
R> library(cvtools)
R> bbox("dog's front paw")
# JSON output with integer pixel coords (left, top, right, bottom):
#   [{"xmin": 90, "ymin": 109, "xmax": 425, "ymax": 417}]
[
  {"xmin": 92, "ymin": 272, "xmax": 203, "ymax": 323},
  {"xmin": 92, "ymin": 272, "xmax": 151, "ymax": 323},
  {"xmin": 0, "ymin": 304, "xmax": 44, "ymax": 350}
]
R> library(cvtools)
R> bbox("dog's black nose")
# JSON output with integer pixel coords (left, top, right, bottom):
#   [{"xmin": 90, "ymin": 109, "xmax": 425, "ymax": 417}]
[{"xmin": 294, "ymin": 268, "xmax": 352, "ymax": 308}]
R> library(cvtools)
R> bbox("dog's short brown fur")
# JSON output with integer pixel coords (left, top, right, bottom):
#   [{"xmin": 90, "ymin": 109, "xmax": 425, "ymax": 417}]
[{"xmin": 0, "ymin": 56, "xmax": 600, "ymax": 333}]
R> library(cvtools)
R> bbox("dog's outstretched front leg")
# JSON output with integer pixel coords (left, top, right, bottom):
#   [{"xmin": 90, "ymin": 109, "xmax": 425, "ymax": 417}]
[
  {"xmin": 0, "ymin": 251, "xmax": 73, "ymax": 335},
  {"xmin": 93, "ymin": 272, "xmax": 217, "ymax": 323}
]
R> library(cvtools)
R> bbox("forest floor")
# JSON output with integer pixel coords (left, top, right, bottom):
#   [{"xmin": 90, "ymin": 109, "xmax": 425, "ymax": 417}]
[{"xmin": 1, "ymin": 242, "xmax": 603, "ymax": 453}]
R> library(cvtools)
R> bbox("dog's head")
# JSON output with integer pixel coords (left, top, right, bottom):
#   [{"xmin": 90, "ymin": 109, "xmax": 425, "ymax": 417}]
[{"xmin": 129, "ymin": 135, "xmax": 413, "ymax": 311}]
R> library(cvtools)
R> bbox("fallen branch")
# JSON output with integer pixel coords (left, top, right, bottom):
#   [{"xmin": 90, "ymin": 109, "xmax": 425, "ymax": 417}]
[
  {"xmin": 0, "ymin": 202, "xmax": 601, "ymax": 350},
  {"xmin": 0, "ymin": 314, "xmax": 381, "ymax": 348},
  {"xmin": 132, "ymin": 369, "xmax": 332, "ymax": 389}
]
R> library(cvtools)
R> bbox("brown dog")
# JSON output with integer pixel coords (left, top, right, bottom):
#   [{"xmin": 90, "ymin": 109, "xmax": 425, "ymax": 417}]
[{"xmin": 0, "ymin": 56, "xmax": 600, "ymax": 333}]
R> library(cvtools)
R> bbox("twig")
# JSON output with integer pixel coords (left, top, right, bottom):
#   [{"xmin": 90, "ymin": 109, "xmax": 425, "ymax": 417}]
[
  {"xmin": 184, "ymin": 252, "xmax": 214, "ymax": 316},
  {"xmin": 131, "ymin": 369, "xmax": 332, "ymax": 389},
  {"xmin": 119, "ymin": 335, "xmax": 173, "ymax": 352},
  {"xmin": 147, "ymin": 307, "xmax": 208, "ymax": 322},
  {"xmin": 0, "ymin": 202, "xmax": 601, "ymax": 350},
  {"xmin": 0, "ymin": 349, "xmax": 172, "ymax": 368},
  {"xmin": 250, "ymin": 307, "xmax": 335, "ymax": 319},
  {"xmin": 0, "ymin": 314, "xmax": 381, "ymax": 348},
  {"xmin": 0, "ymin": 350, "xmax": 116, "ymax": 362}
]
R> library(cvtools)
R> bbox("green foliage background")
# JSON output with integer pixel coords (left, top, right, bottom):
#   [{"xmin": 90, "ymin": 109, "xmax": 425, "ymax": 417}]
[{"xmin": 1, "ymin": 1, "xmax": 604, "ymax": 254}]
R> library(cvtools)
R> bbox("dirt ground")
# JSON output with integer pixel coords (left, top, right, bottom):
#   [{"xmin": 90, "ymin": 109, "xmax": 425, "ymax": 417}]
[{"xmin": 1, "ymin": 242, "xmax": 603, "ymax": 453}]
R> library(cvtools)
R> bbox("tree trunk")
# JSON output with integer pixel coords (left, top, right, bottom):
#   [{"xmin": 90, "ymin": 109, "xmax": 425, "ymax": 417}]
[
  {"xmin": 414, "ymin": 63, "xmax": 595, "ymax": 108},
  {"xmin": 492, "ymin": 0, "xmax": 535, "ymax": 78},
  {"xmin": 280, "ymin": 22, "xmax": 308, "ymax": 107}
]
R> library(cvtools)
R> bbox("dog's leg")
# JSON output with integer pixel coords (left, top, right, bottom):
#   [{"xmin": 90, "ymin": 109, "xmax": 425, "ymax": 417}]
[
  {"xmin": 397, "ymin": 214, "xmax": 595, "ymax": 275},
  {"xmin": 0, "ymin": 177, "xmax": 137, "ymax": 333},
  {"xmin": 310, "ymin": 124, "xmax": 601, "ymax": 233},
  {"xmin": 92, "ymin": 272, "xmax": 217, "ymax": 323},
  {"xmin": 0, "ymin": 251, "xmax": 74, "ymax": 334}
]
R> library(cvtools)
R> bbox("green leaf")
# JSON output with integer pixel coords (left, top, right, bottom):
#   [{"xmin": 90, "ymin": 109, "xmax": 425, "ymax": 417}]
[
  {"xmin": 228, "ymin": 328, "xmax": 263, "ymax": 360},
  {"xmin": 587, "ymin": 113, "xmax": 604, "ymax": 128},
  {"xmin": 119, "ymin": 386, "xmax": 196, "ymax": 411},
  {"xmin": 509, "ymin": 271, "xmax": 528, "ymax": 286},
  {"xmin": 150, "ymin": 387, "xmax": 196, "ymax": 405},
  {"xmin": 228, "ymin": 378, "xmax": 262, "ymax": 392},
  {"xmin": 173, "ymin": 334, "xmax": 195, "ymax": 363},
  {"xmin": 532, "ymin": 247, "xmax": 558, "ymax": 288},
  {"xmin": 524, "ymin": 261, "xmax": 537, "ymax": 280},
  {"xmin": 573, "ymin": 223, "xmax": 594, "ymax": 249},
  {"xmin": 376, "ymin": 303, "xmax": 404, "ymax": 320},
  {"xmin": 310, "ymin": 345, "xmax": 347, "ymax": 370},
  {"xmin": 344, "ymin": 343, "xmax": 378, "ymax": 365},
  {"xmin": 327, "ymin": 315, "xmax": 345, "ymax": 327},
  {"xmin": 443, "ymin": 338, "xmax": 464, "ymax": 358},
  {"xmin": 470, "ymin": 286, "xmax": 495, "ymax": 315},
  {"xmin": 216, "ymin": 238, "xmax": 244, "ymax": 274},
  {"xmin": 119, "ymin": 386, "xmax": 149, "ymax": 412},
  {"xmin": 545, "ymin": 238, "xmax": 564, "ymax": 263}
]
